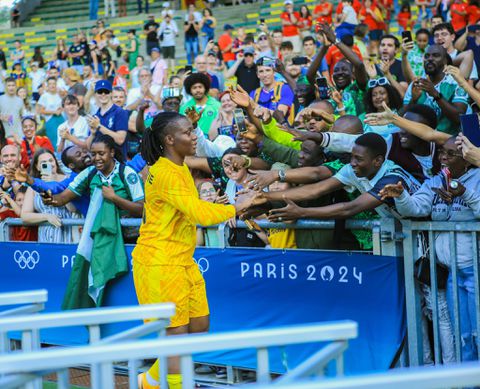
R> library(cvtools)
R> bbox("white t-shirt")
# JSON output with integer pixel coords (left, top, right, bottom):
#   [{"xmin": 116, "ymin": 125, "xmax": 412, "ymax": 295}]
[
  {"xmin": 57, "ymin": 116, "xmax": 90, "ymax": 149},
  {"xmin": 38, "ymin": 92, "xmax": 62, "ymax": 121},
  {"xmin": 159, "ymin": 20, "xmax": 178, "ymax": 47},
  {"xmin": 28, "ymin": 69, "xmax": 46, "ymax": 93},
  {"xmin": 343, "ymin": 4, "xmax": 358, "ymax": 24},
  {"xmin": 0, "ymin": 70, "xmax": 8, "ymax": 94},
  {"xmin": 126, "ymin": 84, "xmax": 161, "ymax": 107}
]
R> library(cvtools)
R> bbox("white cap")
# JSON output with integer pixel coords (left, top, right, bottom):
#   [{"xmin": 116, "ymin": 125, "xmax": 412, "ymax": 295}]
[
  {"xmin": 162, "ymin": 1, "xmax": 170, "ymax": 7},
  {"xmin": 213, "ymin": 135, "xmax": 236, "ymax": 153}
]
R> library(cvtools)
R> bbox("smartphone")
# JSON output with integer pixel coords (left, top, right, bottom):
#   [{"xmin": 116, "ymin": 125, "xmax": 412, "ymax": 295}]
[
  {"xmin": 402, "ymin": 30, "xmax": 413, "ymax": 44},
  {"xmin": 184, "ymin": 65, "xmax": 193, "ymax": 72},
  {"xmin": 292, "ymin": 56, "xmax": 308, "ymax": 65},
  {"xmin": 259, "ymin": 18, "xmax": 265, "ymax": 23},
  {"xmin": 40, "ymin": 162, "xmax": 52, "ymax": 176},
  {"xmin": 316, "ymin": 77, "xmax": 329, "ymax": 100},
  {"xmin": 460, "ymin": 113, "xmax": 480, "ymax": 147},
  {"xmin": 218, "ymin": 125, "xmax": 236, "ymax": 139},
  {"xmin": 233, "ymin": 108, "xmax": 247, "ymax": 133},
  {"xmin": 244, "ymin": 219, "xmax": 263, "ymax": 232}
]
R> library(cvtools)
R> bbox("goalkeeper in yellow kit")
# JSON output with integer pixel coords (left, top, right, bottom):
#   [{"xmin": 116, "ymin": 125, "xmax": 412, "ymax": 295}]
[{"xmin": 133, "ymin": 112, "xmax": 251, "ymax": 389}]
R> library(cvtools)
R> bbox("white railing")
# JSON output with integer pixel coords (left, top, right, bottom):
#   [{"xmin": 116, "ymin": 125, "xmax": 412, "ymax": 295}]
[{"xmin": 0, "ymin": 320, "xmax": 358, "ymax": 389}]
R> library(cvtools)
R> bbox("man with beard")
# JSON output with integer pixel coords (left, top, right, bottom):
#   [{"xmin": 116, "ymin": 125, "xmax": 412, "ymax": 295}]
[
  {"xmin": 307, "ymin": 23, "xmax": 368, "ymax": 116},
  {"xmin": 404, "ymin": 44, "xmax": 468, "ymax": 135},
  {"xmin": 8, "ymin": 146, "xmax": 92, "ymax": 216},
  {"xmin": 374, "ymin": 35, "xmax": 408, "ymax": 95},
  {"xmin": 180, "ymin": 73, "xmax": 220, "ymax": 137}
]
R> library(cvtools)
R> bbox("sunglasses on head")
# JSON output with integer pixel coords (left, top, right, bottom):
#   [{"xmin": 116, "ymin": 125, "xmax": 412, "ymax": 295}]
[
  {"xmin": 96, "ymin": 89, "xmax": 111, "ymax": 95},
  {"xmin": 367, "ymin": 77, "xmax": 389, "ymax": 89}
]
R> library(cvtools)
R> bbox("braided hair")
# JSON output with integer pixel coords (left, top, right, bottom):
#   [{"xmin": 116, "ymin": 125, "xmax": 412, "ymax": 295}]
[{"xmin": 141, "ymin": 111, "xmax": 186, "ymax": 166}]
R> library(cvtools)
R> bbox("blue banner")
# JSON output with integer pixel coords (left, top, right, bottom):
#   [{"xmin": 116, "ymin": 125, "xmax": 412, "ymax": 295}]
[{"xmin": 0, "ymin": 243, "xmax": 405, "ymax": 374}]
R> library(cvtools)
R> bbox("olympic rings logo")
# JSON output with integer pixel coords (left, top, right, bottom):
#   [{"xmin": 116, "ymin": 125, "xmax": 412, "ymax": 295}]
[
  {"xmin": 193, "ymin": 257, "xmax": 209, "ymax": 274},
  {"xmin": 13, "ymin": 250, "xmax": 40, "ymax": 270}
]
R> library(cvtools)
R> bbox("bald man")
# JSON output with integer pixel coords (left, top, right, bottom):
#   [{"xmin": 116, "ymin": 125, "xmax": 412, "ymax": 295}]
[{"xmin": 0, "ymin": 144, "xmax": 21, "ymax": 191}]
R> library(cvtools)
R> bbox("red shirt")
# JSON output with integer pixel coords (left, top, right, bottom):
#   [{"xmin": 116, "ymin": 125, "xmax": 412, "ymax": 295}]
[
  {"xmin": 314, "ymin": 3, "xmax": 333, "ymax": 24},
  {"xmin": 468, "ymin": 4, "xmax": 480, "ymax": 25},
  {"xmin": 218, "ymin": 33, "xmax": 235, "ymax": 62},
  {"xmin": 0, "ymin": 209, "xmax": 38, "ymax": 241},
  {"xmin": 280, "ymin": 11, "xmax": 301, "ymax": 37},
  {"xmin": 298, "ymin": 15, "xmax": 313, "ymax": 30},
  {"xmin": 359, "ymin": 6, "xmax": 383, "ymax": 30},
  {"xmin": 397, "ymin": 11, "xmax": 411, "ymax": 30},
  {"xmin": 20, "ymin": 136, "xmax": 54, "ymax": 170},
  {"xmin": 450, "ymin": 2, "xmax": 468, "ymax": 30},
  {"xmin": 325, "ymin": 44, "xmax": 364, "ymax": 74},
  {"xmin": 336, "ymin": 0, "xmax": 362, "ymax": 16}
]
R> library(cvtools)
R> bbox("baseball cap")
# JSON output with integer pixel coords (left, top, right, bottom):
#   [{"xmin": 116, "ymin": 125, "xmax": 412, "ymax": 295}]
[
  {"xmin": 117, "ymin": 64, "xmax": 130, "ymax": 75},
  {"xmin": 284, "ymin": 0, "xmax": 293, "ymax": 4},
  {"xmin": 31, "ymin": 61, "xmax": 39, "ymax": 67},
  {"xmin": 243, "ymin": 46, "xmax": 255, "ymax": 56},
  {"xmin": 162, "ymin": 87, "xmax": 182, "ymax": 102},
  {"xmin": 224, "ymin": 24, "xmax": 234, "ymax": 30},
  {"xmin": 95, "ymin": 80, "xmax": 112, "ymax": 92},
  {"xmin": 151, "ymin": 47, "xmax": 160, "ymax": 53}
]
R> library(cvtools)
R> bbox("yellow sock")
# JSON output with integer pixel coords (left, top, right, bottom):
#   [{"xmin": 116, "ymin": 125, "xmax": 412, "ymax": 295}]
[
  {"xmin": 167, "ymin": 373, "xmax": 182, "ymax": 389},
  {"xmin": 147, "ymin": 359, "xmax": 160, "ymax": 382}
]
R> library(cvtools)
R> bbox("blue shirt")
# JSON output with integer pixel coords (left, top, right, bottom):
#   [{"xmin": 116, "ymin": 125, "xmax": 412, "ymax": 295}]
[
  {"xmin": 249, "ymin": 82, "xmax": 294, "ymax": 112},
  {"xmin": 127, "ymin": 153, "xmax": 147, "ymax": 173},
  {"xmin": 95, "ymin": 104, "xmax": 129, "ymax": 157},
  {"xmin": 32, "ymin": 173, "xmax": 90, "ymax": 216}
]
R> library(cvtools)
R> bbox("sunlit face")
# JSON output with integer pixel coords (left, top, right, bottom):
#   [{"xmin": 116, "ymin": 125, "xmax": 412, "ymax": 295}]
[
  {"xmin": 433, "ymin": 28, "xmax": 455, "ymax": 50},
  {"xmin": 199, "ymin": 181, "xmax": 217, "ymax": 202},
  {"xmin": 37, "ymin": 152, "xmax": 58, "ymax": 175},
  {"xmin": 64, "ymin": 99, "xmax": 80, "ymax": 116},
  {"xmin": 22, "ymin": 119, "xmax": 36, "ymax": 140},
  {"xmin": 91, "ymin": 142, "xmax": 115, "ymax": 173},
  {"xmin": 136, "ymin": 56, "xmax": 144, "ymax": 67},
  {"xmin": 6, "ymin": 81, "xmax": 16, "ymax": 96},
  {"xmin": 195, "ymin": 56, "xmax": 208, "ymax": 73},
  {"xmin": 170, "ymin": 77, "xmax": 182, "ymax": 88},
  {"xmin": 190, "ymin": 83, "xmax": 206, "ymax": 101},
  {"xmin": 371, "ymin": 86, "xmax": 389, "ymax": 111},
  {"xmin": 220, "ymin": 93, "xmax": 235, "ymax": 112},
  {"xmin": 139, "ymin": 70, "xmax": 151, "ymax": 86},
  {"xmin": 47, "ymin": 79, "xmax": 57, "ymax": 93},
  {"xmin": 303, "ymin": 40, "xmax": 316, "ymax": 57},
  {"xmin": 112, "ymin": 90, "xmax": 126, "ymax": 106},
  {"xmin": 286, "ymin": 61, "xmax": 301, "ymax": 78},
  {"xmin": 1, "ymin": 145, "xmax": 20, "ymax": 167},
  {"xmin": 95, "ymin": 89, "xmax": 111, "ymax": 105},
  {"xmin": 256, "ymin": 65, "xmax": 275, "ymax": 85},
  {"xmin": 379, "ymin": 38, "xmax": 397, "ymax": 60},
  {"xmin": 16, "ymin": 87, "xmax": 27, "ymax": 100},
  {"xmin": 350, "ymin": 144, "xmax": 382, "ymax": 178},
  {"xmin": 273, "ymin": 32, "xmax": 283, "ymax": 45},
  {"xmin": 416, "ymin": 33, "xmax": 429, "ymax": 50},
  {"xmin": 15, "ymin": 192, "xmax": 25, "ymax": 207}
]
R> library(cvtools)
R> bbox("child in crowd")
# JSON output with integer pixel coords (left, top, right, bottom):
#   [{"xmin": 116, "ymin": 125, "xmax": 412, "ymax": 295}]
[
  {"xmin": 0, "ymin": 186, "xmax": 38, "ymax": 241},
  {"xmin": 11, "ymin": 61, "xmax": 26, "ymax": 88}
]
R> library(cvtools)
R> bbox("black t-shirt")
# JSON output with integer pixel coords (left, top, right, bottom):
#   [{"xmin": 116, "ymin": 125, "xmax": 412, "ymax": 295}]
[
  {"xmin": 144, "ymin": 21, "xmax": 160, "ymax": 42},
  {"xmin": 368, "ymin": 175, "xmax": 408, "ymax": 207},
  {"xmin": 375, "ymin": 59, "xmax": 406, "ymax": 83},
  {"xmin": 69, "ymin": 44, "xmax": 84, "ymax": 65},
  {"xmin": 235, "ymin": 61, "xmax": 260, "ymax": 94},
  {"xmin": 184, "ymin": 21, "xmax": 198, "ymax": 38}
]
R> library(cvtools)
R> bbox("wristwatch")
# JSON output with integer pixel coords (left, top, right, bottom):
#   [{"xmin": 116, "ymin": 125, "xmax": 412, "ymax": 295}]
[{"xmin": 278, "ymin": 169, "xmax": 286, "ymax": 182}]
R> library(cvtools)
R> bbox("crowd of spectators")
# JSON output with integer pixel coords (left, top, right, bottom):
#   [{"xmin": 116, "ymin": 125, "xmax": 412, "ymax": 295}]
[{"xmin": 2, "ymin": 0, "xmax": 480, "ymax": 365}]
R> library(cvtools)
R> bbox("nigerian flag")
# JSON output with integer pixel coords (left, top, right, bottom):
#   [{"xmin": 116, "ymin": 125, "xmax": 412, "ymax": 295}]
[{"xmin": 62, "ymin": 188, "xmax": 128, "ymax": 310}]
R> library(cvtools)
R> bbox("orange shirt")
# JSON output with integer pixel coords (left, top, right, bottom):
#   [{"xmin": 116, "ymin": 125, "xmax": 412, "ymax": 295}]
[
  {"xmin": 20, "ymin": 136, "xmax": 54, "ymax": 170},
  {"xmin": 450, "ymin": 2, "xmax": 468, "ymax": 30},
  {"xmin": 314, "ymin": 3, "xmax": 333, "ymax": 24},
  {"xmin": 325, "ymin": 44, "xmax": 364, "ymax": 74},
  {"xmin": 281, "ymin": 11, "xmax": 301, "ymax": 37},
  {"xmin": 468, "ymin": 4, "xmax": 480, "ymax": 25},
  {"xmin": 218, "ymin": 33, "xmax": 235, "ymax": 63},
  {"xmin": 397, "ymin": 11, "xmax": 411, "ymax": 30}
]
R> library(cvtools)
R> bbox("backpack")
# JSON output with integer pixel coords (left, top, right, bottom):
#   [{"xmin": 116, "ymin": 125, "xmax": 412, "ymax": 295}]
[
  {"xmin": 87, "ymin": 163, "xmax": 133, "ymax": 201},
  {"xmin": 253, "ymin": 81, "xmax": 295, "ymax": 125}
]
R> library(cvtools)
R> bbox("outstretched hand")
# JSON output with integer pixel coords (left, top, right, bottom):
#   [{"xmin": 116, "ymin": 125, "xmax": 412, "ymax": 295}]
[
  {"xmin": 185, "ymin": 106, "xmax": 204, "ymax": 127},
  {"xmin": 378, "ymin": 181, "xmax": 404, "ymax": 201},
  {"xmin": 267, "ymin": 196, "xmax": 303, "ymax": 223},
  {"xmin": 229, "ymin": 84, "xmax": 251, "ymax": 108},
  {"xmin": 364, "ymin": 102, "xmax": 395, "ymax": 126}
]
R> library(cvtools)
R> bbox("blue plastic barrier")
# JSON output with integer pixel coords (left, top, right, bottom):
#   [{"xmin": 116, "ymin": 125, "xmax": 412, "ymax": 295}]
[{"xmin": 0, "ymin": 242, "xmax": 405, "ymax": 374}]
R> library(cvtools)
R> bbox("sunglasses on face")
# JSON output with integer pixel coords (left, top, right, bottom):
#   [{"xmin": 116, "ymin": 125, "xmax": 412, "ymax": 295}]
[
  {"xmin": 258, "ymin": 36, "xmax": 268, "ymax": 41},
  {"xmin": 367, "ymin": 77, "xmax": 389, "ymax": 89},
  {"xmin": 96, "ymin": 89, "xmax": 111, "ymax": 95}
]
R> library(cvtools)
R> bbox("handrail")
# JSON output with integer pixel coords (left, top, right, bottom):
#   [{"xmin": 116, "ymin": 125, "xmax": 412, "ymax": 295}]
[
  {"xmin": 0, "ymin": 321, "xmax": 357, "ymax": 373},
  {"xmin": 0, "ymin": 303, "xmax": 175, "ymax": 332},
  {"xmin": 1, "ymin": 217, "xmax": 378, "ymax": 230},
  {"xmin": 248, "ymin": 362, "xmax": 480, "ymax": 389},
  {"xmin": 0, "ymin": 290, "xmax": 47, "ymax": 307}
]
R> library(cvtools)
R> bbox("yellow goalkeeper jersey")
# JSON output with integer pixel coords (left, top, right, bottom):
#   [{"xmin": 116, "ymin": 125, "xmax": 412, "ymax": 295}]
[{"xmin": 132, "ymin": 157, "xmax": 235, "ymax": 266}]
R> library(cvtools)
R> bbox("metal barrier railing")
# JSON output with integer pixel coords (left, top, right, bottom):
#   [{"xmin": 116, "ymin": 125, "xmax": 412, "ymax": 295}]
[
  {"xmin": 0, "ymin": 320, "xmax": 357, "ymax": 389},
  {"xmin": 401, "ymin": 220, "xmax": 480, "ymax": 367},
  {"xmin": 0, "ymin": 289, "xmax": 47, "ymax": 319},
  {"xmin": 0, "ymin": 303, "xmax": 175, "ymax": 389},
  {"xmin": 248, "ymin": 361, "xmax": 480, "ymax": 388},
  {"xmin": 0, "ymin": 217, "xmax": 401, "ymax": 256}
]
